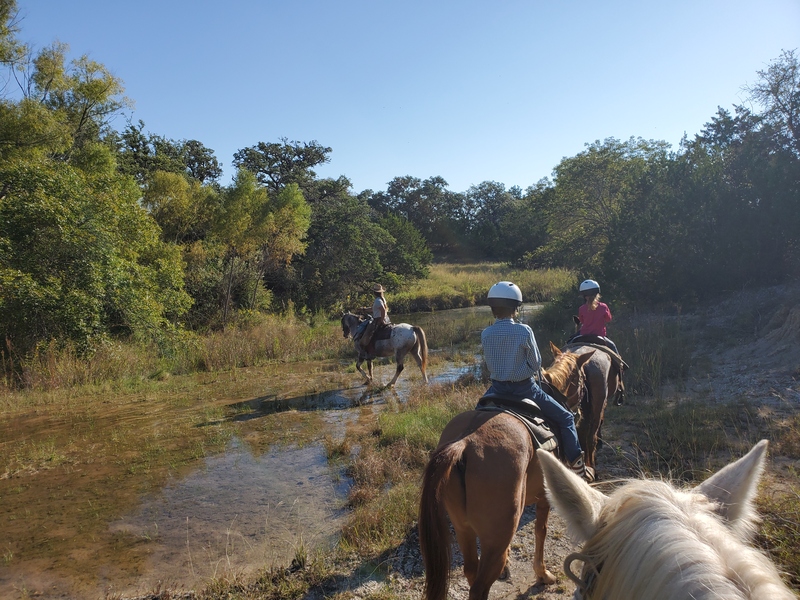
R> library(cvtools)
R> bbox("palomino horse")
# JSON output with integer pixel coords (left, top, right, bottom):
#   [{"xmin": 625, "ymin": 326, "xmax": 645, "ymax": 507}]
[
  {"xmin": 562, "ymin": 332, "xmax": 621, "ymax": 477},
  {"xmin": 418, "ymin": 347, "xmax": 595, "ymax": 600},
  {"xmin": 538, "ymin": 440, "xmax": 795, "ymax": 599},
  {"xmin": 341, "ymin": 312, "xmax": 429, "ymax": 386}
]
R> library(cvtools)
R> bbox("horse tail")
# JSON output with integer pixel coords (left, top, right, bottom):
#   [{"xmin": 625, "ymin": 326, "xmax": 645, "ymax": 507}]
[
  {"xmin": 419, "ymin": 440, "xmax": 465, "ymax": 600},
  {"xmin": 413, "ymin": 326, "xmax": 428, "ymax": 371}
]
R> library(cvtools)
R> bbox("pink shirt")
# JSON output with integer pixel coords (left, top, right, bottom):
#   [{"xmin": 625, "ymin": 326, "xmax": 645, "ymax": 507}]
[{"xmin": 579, "ymin": 302, "xmax": 612, "ymax": 337}]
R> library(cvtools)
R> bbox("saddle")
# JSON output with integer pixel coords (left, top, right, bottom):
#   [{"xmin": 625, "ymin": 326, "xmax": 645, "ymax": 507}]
[
  {"xmin": 566, "ymin": 335, "xmax": 629, "ymax": 371},
  {"xmin": 475, "ymin": 393, "xmax": 558, "ymax": 452},
  {"xmin": 355, "ymin": 319, "xmax": 394, "ymax": 357},
  {"xmin": 353, "ymin": 318, "xmax": 393, "ymax": 342}
]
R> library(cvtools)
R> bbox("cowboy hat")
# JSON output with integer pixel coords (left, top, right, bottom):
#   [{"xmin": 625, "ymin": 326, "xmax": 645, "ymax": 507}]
[{"xmin": 372, "ymin": 283, "xmax": 385, "ymax": 293}]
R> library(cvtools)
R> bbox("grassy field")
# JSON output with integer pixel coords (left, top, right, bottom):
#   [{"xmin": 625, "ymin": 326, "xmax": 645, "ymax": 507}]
[{"xmin": 389, "ymin": 263, "xmax": 575, "ymax": 313}]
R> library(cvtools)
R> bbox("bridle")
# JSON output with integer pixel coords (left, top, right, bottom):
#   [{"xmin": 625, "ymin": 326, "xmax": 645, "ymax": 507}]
[
  {"xmin": 542, "ymin": 357, "xmax": 587, "ymax": 413},
  {"xmin": 565, "ymin": 552, "xmax": 602, "ymax": 599}
]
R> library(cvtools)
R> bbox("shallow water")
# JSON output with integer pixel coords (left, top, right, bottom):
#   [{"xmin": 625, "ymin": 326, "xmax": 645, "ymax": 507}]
[
  {"xmin": 108, "ymin": 438, "xmax": 348, "ymax": 597},
  {"xmin": 0, "ymin": 325, "xmax": 475, "ymax": 599}
]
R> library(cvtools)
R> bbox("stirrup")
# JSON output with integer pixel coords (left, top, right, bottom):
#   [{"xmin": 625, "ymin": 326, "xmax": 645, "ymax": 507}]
[
  {"xmin": 569, "ymin": 453, "xmax": 594, "ymax": 483},
  {"xmin": 614, "ymin": 380, "xmax": 626, "ymax": 406}
]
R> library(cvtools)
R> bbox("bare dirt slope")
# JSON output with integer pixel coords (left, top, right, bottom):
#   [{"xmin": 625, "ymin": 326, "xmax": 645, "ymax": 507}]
[{"xmin": 350, "ymin": 282, "xmax": 800, "ymax": 600}]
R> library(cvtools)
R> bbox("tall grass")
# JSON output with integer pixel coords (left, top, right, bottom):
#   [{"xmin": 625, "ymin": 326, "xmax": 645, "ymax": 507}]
[
  {"xmin": 1, "ymin": 314, "xmax": 348, "ymax": 397},
  {"xmin": 533, "ymin": 299, "xmax": 695, "ymax": 398},
  {"xmin": 341, "ymin": 380, "xmax": 478, "ymax": 557},
  {"xmin": 390, "ymin": 263, "xmax": 575, "ymax": 312}
]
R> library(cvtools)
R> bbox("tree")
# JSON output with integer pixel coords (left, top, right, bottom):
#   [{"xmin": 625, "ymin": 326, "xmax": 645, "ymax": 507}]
[
  {"xmin": 377, "ymin": 213, "xmax": 432, "ymax": 282},
  {"xmin": 0, "ymin": 152, "xmax": 190, "ymax": 353},
  {"xmin": 296, "ymin": 192, "xmax": 391, "ymax": 312},
  {"xmin": 368, "ymin": 175, "xmax": 465, "ymax": 252},
  {"xmin": 142, "ymin": 170, "xmax": 220, "ymax": 244},
  {"xmin": 536, "ymin": 137, "xmax": 671, "ymax": 272},
  {"xmin": 30, "ymin": 44, "xmax": 130, "ymax": 154},
  {"xmin": 209, "ymin": 170, "xmax": 311, "ymax": 324},
  {"xmin": 113, "ymin": 121, "xmax": 222, "ymax": 185},
  {"xmin": 0, "ymin": 13, "xmax": 130, "ymax": 162},
  {"xmin": 232, "ymin": 138, "xmax": 331, "ymax": 196},
  {"xmin": 745, "ymin": 49, "xmax": 800, "ymax": 155},
  {"xmin": 463, "ymin": 181, "xmax": 521, "ymax": 260}
]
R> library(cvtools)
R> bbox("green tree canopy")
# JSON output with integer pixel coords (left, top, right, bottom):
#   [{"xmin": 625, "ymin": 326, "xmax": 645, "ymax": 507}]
[
  {"xmin": 0, "ymin": 153, "xmax": 190, "ymax": 353},
  {"xmin": 232, "ymin": 138, "xmax": 331, "ymax": 196}
]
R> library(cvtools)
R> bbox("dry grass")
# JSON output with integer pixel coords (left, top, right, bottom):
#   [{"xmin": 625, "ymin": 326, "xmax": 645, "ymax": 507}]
[{"xmin": 390, "ymin": 263, "xmax": 575, "ymax": 312}]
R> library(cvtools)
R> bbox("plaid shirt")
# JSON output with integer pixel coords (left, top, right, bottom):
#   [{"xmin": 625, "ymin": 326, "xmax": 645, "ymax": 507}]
[{"xmin": 481, "ymin": 318, "xmax": 542, "ymax": 382}]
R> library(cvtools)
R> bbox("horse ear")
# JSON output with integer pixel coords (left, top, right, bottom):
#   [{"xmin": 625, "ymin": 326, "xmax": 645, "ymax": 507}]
[
  {"xmin": 573, "ymin": 315, "xmax": 581, "ymax": 326},
  {"xmin": 549, "ymin": 341, "xmax": 561, "ymax": 356},
  {"xmin": 537, "ymin": 449, "xmax": 607, "ymax": 543},
  {"xmin": 575, "ymin": 349, "xmax": 595, "ymax": 368},
  {"xmin": 696, "ymin": 439, "xmax": 768, "ymax": 536}
]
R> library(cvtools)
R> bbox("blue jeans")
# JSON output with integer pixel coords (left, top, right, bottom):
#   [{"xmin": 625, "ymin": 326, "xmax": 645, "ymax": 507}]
[{"xmin": 486, "ymin": 378, "xmax": 583, "ymax": 463}]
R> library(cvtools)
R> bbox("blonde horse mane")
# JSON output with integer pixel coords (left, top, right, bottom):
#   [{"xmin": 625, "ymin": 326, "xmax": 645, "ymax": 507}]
[
  {"xmin": 538, "ymin": 441, "xmax": 796, "ymax": 599},
  {"xmin": 542, "ymin": 349, "xmax": 579, "ymax": 391}
]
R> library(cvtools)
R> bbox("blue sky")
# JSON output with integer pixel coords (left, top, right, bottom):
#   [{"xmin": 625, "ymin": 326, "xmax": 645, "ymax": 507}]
[{"xmin": 15, "ymin": 1, "xmax": 800, "ymax": 194}]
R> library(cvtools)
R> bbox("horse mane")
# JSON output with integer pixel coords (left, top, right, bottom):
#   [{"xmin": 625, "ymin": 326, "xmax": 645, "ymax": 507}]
[
  {"xmin": 542, "ymin": 350, "xmax": 579, "ymax": 392},
  {"xmin": 572, "ymin": 478, "xmax": 793, "ymax": 599}
]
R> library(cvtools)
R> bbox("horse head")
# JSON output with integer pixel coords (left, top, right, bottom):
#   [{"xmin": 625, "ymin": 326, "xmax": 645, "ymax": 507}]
[
  {"xmin": 341, "ymin": 313, "xmax": 354, "ymax": 338},
  {"xmin": 544, "ymin": 341, "xmax": 595, "ymax": 410},
  {"xmin": 537, "ymin": 440, "xmax": 794, "ymax": 600}
]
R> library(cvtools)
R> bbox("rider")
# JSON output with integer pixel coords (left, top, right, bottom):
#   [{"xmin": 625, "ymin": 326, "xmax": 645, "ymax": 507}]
[
  {"xmin": 571, "ymin": 279, "xmax": 626, "ymax": 403},
  {"xmin": 481, "ymin": 281, "xmax": 590, "ymax": 481},
  {"xmin": 360, "ymin": 283, "xmax": 390, "ymax": 346}
]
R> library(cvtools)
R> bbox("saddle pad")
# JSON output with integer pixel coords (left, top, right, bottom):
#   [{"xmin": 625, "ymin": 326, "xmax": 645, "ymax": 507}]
[{"xmin": 475, "ymin": 394, "xmax": 557, "ymax": 452}]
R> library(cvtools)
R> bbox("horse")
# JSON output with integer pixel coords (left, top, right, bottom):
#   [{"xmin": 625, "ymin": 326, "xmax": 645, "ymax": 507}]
[
  {"xmin": 418, "ymin": 346, "xmax": 596, "ymax": 600},
  {"xmin": 563, "ymin": 324, "xmax": 623, "ymax": 476},
  {"xmin": 537, "ymin": 440, "xmax": 796, "ymax": 599},
  {"xmin": 340, "ymin": 312, "xmax": 429, "ymax": 386}
]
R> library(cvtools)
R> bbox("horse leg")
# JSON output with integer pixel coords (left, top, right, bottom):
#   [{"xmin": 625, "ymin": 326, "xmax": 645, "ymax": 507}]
[
  {"xmin": 451, "ymin": 522, "xmax": 480, "ymax": 586},
  {"xmin": 466, "ymin": 489, "xmax": 522, "ymax": 599},
  {"xmin": 387, "ymin": 352, "xmax": 405, "ymax": 387},
  {"xmin": 468, "ymin": 538, "xmax": 513, "ymax": 600},
  {"xmin": 532, "ymin": 498, "xmax": 556, "ymax": 584},
  {"xmin": 356, "ymin": 357, "xmax": 371, "ymax": 385}
]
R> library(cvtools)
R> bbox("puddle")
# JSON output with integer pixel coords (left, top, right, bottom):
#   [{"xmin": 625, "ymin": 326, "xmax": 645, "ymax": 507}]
[{"xmin": 107, "ymin": 438, "xmax": 348, "ymax": 598}]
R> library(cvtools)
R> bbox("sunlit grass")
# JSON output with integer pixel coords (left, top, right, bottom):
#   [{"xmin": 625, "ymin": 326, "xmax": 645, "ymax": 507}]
[{"xmin": 390, "ymin": 262, "xmax": 575, "ymax": 312}]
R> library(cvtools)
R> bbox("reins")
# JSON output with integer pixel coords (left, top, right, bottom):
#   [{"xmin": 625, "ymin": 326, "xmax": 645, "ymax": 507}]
[
  {"xmin": 564, "ymin": 552, "xmax": 602, "ymax": 599},
  {"xmin": 541, "ymin": 353, "xmax": 587, "ymax": 413}
]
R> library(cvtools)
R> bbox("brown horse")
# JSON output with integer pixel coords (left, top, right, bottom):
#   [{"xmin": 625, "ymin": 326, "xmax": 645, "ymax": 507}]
[
  {"xmin": 418, "ymin": 346, "xmax": 595, "ymax": 600},
  {"xmin": 563, "ymin": 327, "xmax": 622, "ymax": 475}
]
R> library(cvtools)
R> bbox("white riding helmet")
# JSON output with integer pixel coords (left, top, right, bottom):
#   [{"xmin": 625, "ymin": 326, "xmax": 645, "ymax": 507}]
[
  {"xmin": 579, "ymin": 279, "xmax": 600, "ymax": 295},
  {"xmin": 487, "ymin": 281, "xmax": 523, "ymax": 308}
]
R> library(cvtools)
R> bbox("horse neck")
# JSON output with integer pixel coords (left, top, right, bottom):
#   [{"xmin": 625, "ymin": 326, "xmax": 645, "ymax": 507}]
[{"xmin": 543, "ymin": 355, "xmax": 577, "ymax": 395}]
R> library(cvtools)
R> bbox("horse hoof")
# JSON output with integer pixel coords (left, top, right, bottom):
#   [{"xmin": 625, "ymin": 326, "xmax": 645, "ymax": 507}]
[
  {"xmin": 537, "ymin": 569, "xmax": 557, "ymax": 585},
  {"xmin": 498, "ymin": 564, "xmax": 511, "ymax": 580}
]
